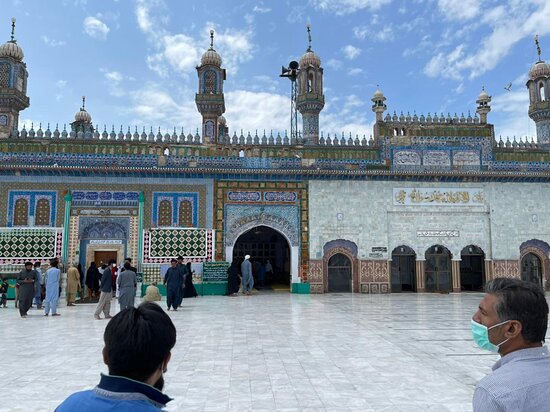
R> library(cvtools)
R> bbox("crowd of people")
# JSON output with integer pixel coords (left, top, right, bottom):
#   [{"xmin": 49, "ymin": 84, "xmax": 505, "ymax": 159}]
[{"xmin": 226, "ymin": 256, "xmax": 275, "ymax": 296}]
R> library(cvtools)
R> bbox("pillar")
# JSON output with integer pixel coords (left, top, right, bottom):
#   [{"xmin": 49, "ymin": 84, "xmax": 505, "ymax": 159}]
[
  {"xmin": 61, "ymin": 191, "xmax": 72, "ymax": 265},
  {"xmin": 484, "ymin": 259, "xmax": 492, "ymax": 283},
  {"xmin": 451, "ymin": 259, "xmax": 461, "ymax": 292},
  {"xmin": 137, "ymin": 192, "xmax": 145, "ymax": 272},
  {"xmin": 416, "ymin": 260, "xmax": 425, "ymax": 292}
]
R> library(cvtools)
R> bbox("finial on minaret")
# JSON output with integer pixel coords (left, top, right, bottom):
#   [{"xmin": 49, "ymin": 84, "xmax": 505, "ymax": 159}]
[
  {"xmin": 306, "ymin": 24, "xmax": 312, "ymax": 51},
  {"xmin": 535, "ymin": 34, "xmax": 542, "ymax": 62},
  {"xmin": 10, "ymin": 17, "xmax": 16, "ymax": 42},
  {"xmin": 81, "ymin": 96, "xmax": 86, "ymax": 110},
  {"xmin": 209, "ymin": 29, "xmax": 214, "ymax": 49}
]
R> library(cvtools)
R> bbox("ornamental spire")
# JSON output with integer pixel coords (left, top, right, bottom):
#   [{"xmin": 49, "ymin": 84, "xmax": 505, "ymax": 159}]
[
  {"xmin": 81, "ymin": 96, "xmax": 86, "ymax": 111},
  {"xmin": 209, "ymin": 29, "xmax": 214, "ymax": 50},
  {"xmin": 10, "ymin": 17, "xmax": 16, "ymax": 43},
  {"xmin": 306, "ymin": 24, "xmax": 312, "ymax": 51},
  {"xmin": 535, "ymin": 34, "xmax": 542, "ymax": 62}
]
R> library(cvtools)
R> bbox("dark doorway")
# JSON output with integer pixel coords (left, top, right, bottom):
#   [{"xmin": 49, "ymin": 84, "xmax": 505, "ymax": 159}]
[
  {"xmin": 521, "ymin": 253, "xmax": 543, "ymax": 286},
  {"xmin": 391, "ymin": 245, "xmax": 416, "ymax": 292},
  {"xmin": 460, "ymin": 245, "xmax": 485, "ymax": 291},
  {"xmin": 327, "ymin": 253, "xmax": 352, "ymax": 292},
  {"xmin": 425, "ymin": 245, "xmax": 452, "ymax": 292},
  {"xmin": 94, "ymin": 251, "xmax": 117, "ymax": 267},
  {"xmin": 233, "ymin": 226, "xmax": 290, "ymax": 290}
]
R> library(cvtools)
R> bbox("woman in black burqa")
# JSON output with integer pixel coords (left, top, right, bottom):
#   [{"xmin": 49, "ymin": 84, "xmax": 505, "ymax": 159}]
[
  {"xmin": 183, "ymin": 262, "xmax": 198, "ymax": 298},
  {"xmin": 85, "ymin": 262, "xmax": 101, "ymax": 299},
  {"xmin": 227, "ymin": 259, "xmax": 240, "ymax": 296}
]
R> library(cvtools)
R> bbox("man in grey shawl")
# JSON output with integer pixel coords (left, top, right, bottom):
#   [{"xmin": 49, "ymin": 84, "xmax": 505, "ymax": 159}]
[{"xmin": 117, "ymin": 262, "xmax": 136, "ymax": 310}]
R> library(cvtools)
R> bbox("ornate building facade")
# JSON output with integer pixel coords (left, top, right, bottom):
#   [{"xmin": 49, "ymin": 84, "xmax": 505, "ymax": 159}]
[{"xmin": 1, "ymin": 22, "xmax": 550, "ymax": 293}]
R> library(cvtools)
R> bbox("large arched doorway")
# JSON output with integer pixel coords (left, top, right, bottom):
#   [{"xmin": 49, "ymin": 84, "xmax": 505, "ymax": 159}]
[
  {"xmin": 521, "ymin": 253, "xmax": 543, "ymax": 286},
  {"xmin": 327, "ymin": 253, "xmax": 352, "ymax": 292},
  {"xmin": 460, "ymin": 245, "xmax": 485, "ymax": 291},
  {"xmin": 391, "ymin": 245, "xmax": 416, "ymax": 292},
  {"xmin": 425, "ymin": 245, "xmax": 452, "ymax": 292},
  {"xmin": 233, "ymin": 225, "xmax": 290, "ymax": 291}
]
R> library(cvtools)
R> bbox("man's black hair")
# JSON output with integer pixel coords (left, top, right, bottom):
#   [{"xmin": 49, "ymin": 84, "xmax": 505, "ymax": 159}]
[
  {"xmin": 34, "ymin": 261, "xmax": 41, "ymax": 267},
  {"xmin": 123, "ymin": 261, "xmax": 131, "ymax": 270},
  {"xmin": 177, "ymin": 255, "xmax": 184, "ymax": 260},
  {"xmin": 24, "ymin": 261, "xmax": 32, "ymax": 266},
  {"xmin": 171, "ymin": 258, "xmax": 177, "ymax": 263},
  {"xmin": 104, "ymin": 302, "xmax": 176, "ymax": 382},
  {"xmin": 485, "ymin": 277, "xmax": 549, "ymax": 343},
  {"xmin": 50, "ymin": 259, "xmax": 59, "ymax": 267}
]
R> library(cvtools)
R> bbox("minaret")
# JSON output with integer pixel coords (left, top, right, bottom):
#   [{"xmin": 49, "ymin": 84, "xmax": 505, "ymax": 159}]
[
  {"xmin": 296, "ymin": 24, "xmax": 324, "ymax": 145},
  {"xmin": 0, "ymin": 18, "xmax": 29, "ymax": 139},
  {"xmin": 195, "ymin": 30, "xmax": 226, "ymax": 145},
  {"xmin": 527, "ymin": 35, "xmax": 550, "ymax": 145},
  {"xmin": 476, "ymin": 86, "xmax": 491, "ymax": 124},
  {"xmin": 371, "ymin": 86, "xmax": 387, "ymax": 122},
  {"xmin": 70, "ymin": 96, "xmax": 94, "ymax": 137}
]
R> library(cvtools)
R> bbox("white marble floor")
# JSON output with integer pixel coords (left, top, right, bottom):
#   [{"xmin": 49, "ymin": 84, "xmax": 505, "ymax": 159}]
[{"xmin": 2, "ymin": 292, "xmax": 537, "ymax": 412}]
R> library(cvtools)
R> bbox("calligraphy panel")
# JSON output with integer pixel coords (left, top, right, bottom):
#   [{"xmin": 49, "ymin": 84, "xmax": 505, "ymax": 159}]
[{"xmin": 393, "ymin": 188, "xmax": 485, "ymax": 206}]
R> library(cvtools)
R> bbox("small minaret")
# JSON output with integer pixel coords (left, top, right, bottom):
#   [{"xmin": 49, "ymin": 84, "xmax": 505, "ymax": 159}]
[
  {"xmin": 195, "ymin": 30, "xmax": 226, "ymax": 144},
  {"xmin": 70, "ymin": 96, "xmax": 94, "ymax": 137},
  {"xmin": 296, "ymin": 24, "xmax": 324, "ymax": 145},
  {"xmin": 371, "ymin": 86, "xmax": 387, "ymax": 122},
  {"xmin": 527, "ymin": 35, "xmax": 550, "ymax": 145},
  {"xmin": 476, "ymin": 86, "xmax": 491, "ymax": 124},
  {"xmin": 0, "ymin": 18, "xmax": 29, "ymax": 139}
]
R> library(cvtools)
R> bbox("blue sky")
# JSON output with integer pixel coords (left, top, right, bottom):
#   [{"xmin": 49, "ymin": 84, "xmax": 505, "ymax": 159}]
[{"xmin": 4, "ymin": 0, "xmax": 550, "ymax": 141}]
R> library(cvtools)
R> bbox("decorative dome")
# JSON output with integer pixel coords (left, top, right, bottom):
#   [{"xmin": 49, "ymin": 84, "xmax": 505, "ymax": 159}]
[
  {"xmin": 0, "ymin": 18, "xmax": 23, "ymax": 61},
  {"xmin": 477, "ymin": 87, "xmax": 490, "ymax": 101},
  {"xmin": 218, "ymin": 115, "xmax": 226, "ymax": 125},
  {"xmin": 200, "ymin": 48, "xmax": 222, "ymax": 67},
  {"xmin": 299, "ymin": 50, "xmax": 321, "ymax": 68},
  {"xmin": 529, "ymin": 60, "xmax": 550, "ymax": 80},
  {"xmin": 74, "ymin": 96, "xmax": 92, "ymax": 123},
  {"xmin": 373, "ymin": 88, "xmax": 384, "ymax": 98},
  {"xmin": 200, "ymin": 30, "xmax": 222, "ymax": 67}
]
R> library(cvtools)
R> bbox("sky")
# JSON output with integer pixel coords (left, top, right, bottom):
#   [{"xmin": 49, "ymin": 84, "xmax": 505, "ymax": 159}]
[{"xmin": 3, "ymin": 0, "xmax": 550, "ymax": 141}]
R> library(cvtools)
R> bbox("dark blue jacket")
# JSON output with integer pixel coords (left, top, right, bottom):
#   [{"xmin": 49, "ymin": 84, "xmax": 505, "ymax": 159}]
[
  {"xmin": 55, "ymin": 374, "xmax": 171, "ymax": 411},
  {"xmin": 100, "ymin": 268, "xmax": 113, "ymax": 293}
]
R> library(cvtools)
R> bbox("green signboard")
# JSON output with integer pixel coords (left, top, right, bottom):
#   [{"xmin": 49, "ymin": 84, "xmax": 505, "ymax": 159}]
[{"xmin": 202, "ymin": 261, "xmax": 230, "ymax": 283}]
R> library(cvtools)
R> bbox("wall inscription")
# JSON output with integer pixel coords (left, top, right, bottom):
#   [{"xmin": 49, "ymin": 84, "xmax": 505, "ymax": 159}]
[{"xmin": 393, "ymin": 188, "xmax": 484, "ymax": 206}]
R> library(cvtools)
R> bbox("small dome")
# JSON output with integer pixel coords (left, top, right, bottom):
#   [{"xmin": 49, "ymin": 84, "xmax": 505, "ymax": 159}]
[
  {"xmin": 201, "ymin": 48, "xmax": 222, "ymax": 67},
  {"xmin": 373, "ymin": 88, "xmax": 384, "ymax": 98},
  {"xmin": 299, "ymin": 50, "xmax": 321, "ymax": 68},
  {"xmin": 218, "ymin": 115, "xmax": 226, "ymax": 125},
  {"xmin": 75, "ymin": 108, "xmax": 91, "ymax": 123},
  {"xmin": 0, "ymin": 40, "xmax": 23, "ymax": 61},
  {"xmin": 529, "ymin": 60, "xmax": 550, "ymax": 80},
  {"xmin": 478, "ymin": 87, "xmax": 490, "ymax": 101}
]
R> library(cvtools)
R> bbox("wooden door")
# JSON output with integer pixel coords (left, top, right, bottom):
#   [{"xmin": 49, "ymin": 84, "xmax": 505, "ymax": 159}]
[{"xmin": 94, "ymin": 251, "xmax": 118, "ymax": 266}]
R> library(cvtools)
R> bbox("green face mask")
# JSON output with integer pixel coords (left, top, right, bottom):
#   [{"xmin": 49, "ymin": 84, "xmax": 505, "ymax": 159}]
[{"xmin": 471, "ymin": 319, "xmax": 511, "ymax": 352}]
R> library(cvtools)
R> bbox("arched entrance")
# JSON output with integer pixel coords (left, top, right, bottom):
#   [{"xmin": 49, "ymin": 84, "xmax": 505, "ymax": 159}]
[
  {"xmin": 391, "ymin": 245, "xmax": 416, "ymax": 292},
  {"xmin": 460, "ymin": 245, "xmax": 485, "ymax": 291},
  {"xmin": 425, "ymin": 245, "xmax": 452, "ymax": 292},
  {"xmin": 521, "ymin": 253, "xmax": 543, "ymax": 286},
  {"xmin": 232, "ymin": 225, "xmax": 291, "ymax": 290},
  {"xmin": 327, "ymin": 253, "xmax": 352, "ymax": 292}
]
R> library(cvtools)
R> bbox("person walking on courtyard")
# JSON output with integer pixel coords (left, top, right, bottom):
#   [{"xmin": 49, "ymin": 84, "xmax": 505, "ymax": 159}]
[
  {"xmin": 183, "ymin": 262, "xmax": 198, "ymax": 298},
  {"xmin": 143, "ymin": 282, "xmax": 162, "ymax": 302},
  {"xmin": 175, "ymin": 256, "xmax": 188, "ymax": 307},
  {"xmin": 33, "ymin": 261, "xmax": 42, "ymax": 309},
  {"xmin": 241, "ymin": 255, "xmax": 253, "ymax": 295},
  {"xmin": 227, "ymin": 259, "xmax": 240, "ymax": 296},
  {"xmin": 164, "ymin": 259, "xmax": 183, "ymax": 311},
  {"xmin": 117, "ymin": 262, "xmax": 136, "ymax": 311},
  {"xmin": 56, "ymin": 302, "xmax": 177, "ymax": 411},
  {"xmin": 86, "ymin": 262, "xmax": 101, "ymax": 300},
  {"xmin": 44, "ymin": 259, "xmax": 61, "ymax": 317},
  {"xmin": 66, "ymin": 263, "xmax": 81, "ymax": 306},
  {"xmin": 0, "ymin": 277, "xmax": 9, "ymax": 308},
  {"xmin": 17, "ymin": 262, "xmax": 37, "ymax": 318},
  {"xmin": 471, "ymin": 277, "xmax": 550, "ymax": 411},
  {"xmin": 94, "ymin": 263, "xmax": 113, "ymax": 319}
]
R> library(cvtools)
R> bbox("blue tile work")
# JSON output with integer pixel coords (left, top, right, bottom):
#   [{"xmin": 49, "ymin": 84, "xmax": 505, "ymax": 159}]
[
  {"xmin": 7, "ymin": 190, "xmax": 57, "ymax": 226},
  {"xmin": 71, "ymin": 190, "xmax": 139, "ymax": 207},
  {"xmin": 224, "ymin": 204, "xmax": 300, "ymax": 247},
  {"xmin": 79, "ymin": 217, "xmax": 130, "ymax": 239},
  {"xmin": 152, "ymin": 192, "xmax": 199, "ymax": 227}
]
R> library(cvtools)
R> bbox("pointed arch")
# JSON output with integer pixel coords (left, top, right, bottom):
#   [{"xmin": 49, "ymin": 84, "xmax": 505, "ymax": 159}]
[
  {"xmin": 13, "ymin": 198, "xmax": 29, "ymax": 226},
  {"xmin": 178, "ymin": 200, "xmax": 193, "ymax": 227},
  {"xmin": 35, "ymin": 198, "xmax": 51, "ymax": 226},
  {"xmin": 158, "ymin": 200, "xmax": 172, "ymax": 227}
]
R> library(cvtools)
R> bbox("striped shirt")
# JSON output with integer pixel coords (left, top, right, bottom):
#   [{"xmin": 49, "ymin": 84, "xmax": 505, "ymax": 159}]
[{"xmin": 473, "ymin": 346, "xmax": 550, "ymax": 412}]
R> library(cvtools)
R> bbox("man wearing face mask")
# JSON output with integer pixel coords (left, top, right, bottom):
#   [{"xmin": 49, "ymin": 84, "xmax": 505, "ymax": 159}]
[
  {"xmin": 471, "ymin": 277, "xmax": 550, "ymax": 411},
  {"xmin": 56, "ymin": 302, "xmax": 176, "ymax": 411}
]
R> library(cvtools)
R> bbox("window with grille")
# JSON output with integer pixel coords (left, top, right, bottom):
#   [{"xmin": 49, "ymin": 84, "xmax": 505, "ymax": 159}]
[
  {"xmin": 13, "ymin": 198, "xmax": 29, "ymax": 226},
  {"xmin": 35, "ymin": 198, "xmax": 51, "ymax": 226},
  {"xmin": 0, "ymin": 63, "xmax": 10, "ymax": 87},
  {"xmin": 205, "ymin": 71, "xmax": 216, "ymax": 93},
  {"xmin": 158, "ymin": 200, "xmax": 172, "ymax": 226},
  {"xmin": 178, "ymin": 200, "xmax": 193, "ymax": 227}
]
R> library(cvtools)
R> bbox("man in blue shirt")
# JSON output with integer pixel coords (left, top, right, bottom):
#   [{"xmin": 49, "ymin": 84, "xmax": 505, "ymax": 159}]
[
  {"xmin": 471, "ymin": 277, "xmax": 550, "ymax": 411},
  {"xmin": 56, "ymin": 302, "xmax": 176, "ymax": 411}
]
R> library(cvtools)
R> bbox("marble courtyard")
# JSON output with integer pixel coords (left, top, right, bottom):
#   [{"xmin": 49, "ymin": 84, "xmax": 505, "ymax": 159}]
[{"xmin": 4, "ymin": 292, "xmax": 544, "ymax": 412}]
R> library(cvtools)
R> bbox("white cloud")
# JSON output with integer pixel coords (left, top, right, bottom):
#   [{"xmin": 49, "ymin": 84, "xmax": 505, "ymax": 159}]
[
  {"xmin": 253, "ymin": 5, "xmax": 271, "ymax": 13},
  {"xmin": 312, "ymin": 0, "xmax": 392, "ymax": 15},
  {"xmin": 41, "ymin": 35, "xmax": 66, "ymax": 47},
  {"xmin": 210, "ymin": 26, "xmax": 255, "ymax": 74},
  {"xmin": 162, "ymin": 34, "xmax": 200, "ymax": 74},
  {"xmin": 353, "ymin": 26, "xmax": 369, "ymax": 40},
  {"xmin": 101, "ymin": 69, "xmax": 126, "ymax": 97},
  {"xmin": 437, "ymin": 0, "xmax": 480, "ymax": 21},
  {"xmin": 492, "ymin": 87, "xmax": 535, "ymax": 140},
  {"xmin": 225, "ymin": 91, "xmax": 288, "ymax": 133},
  {"xmin": 83, "ymin": 16, "xmax": 110, "ymax": 40},
  {"xmin": 56, "ymin": 80, "xmax": 67, "ymax": 89},
  {"xmin": 348, "ymin": 68, "xmax": 363, "ymax": 75},
  {"xmin": 326, "ymin": 59, "xmax": 343, "ymax": 70},
  {"xmin": 342, "ymin": 45, "xmax": 361, "ymax": 60},
  {"xmin": 353, "ymin": 24, "xmax": 394, "ymax": 42}
]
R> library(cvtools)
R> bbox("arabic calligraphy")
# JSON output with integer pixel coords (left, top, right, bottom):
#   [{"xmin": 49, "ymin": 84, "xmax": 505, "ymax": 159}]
[{"xmin": 393, "ymin": 188, "xmax": 484, "ymax": 206}]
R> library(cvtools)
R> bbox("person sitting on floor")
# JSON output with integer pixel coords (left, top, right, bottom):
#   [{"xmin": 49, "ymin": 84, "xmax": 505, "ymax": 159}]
[{"xmin": 143, "ymin": 282, "xmax": 162, "ymax": 302}]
